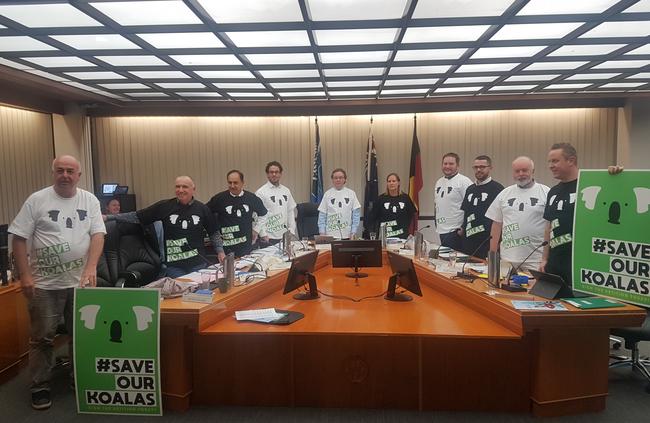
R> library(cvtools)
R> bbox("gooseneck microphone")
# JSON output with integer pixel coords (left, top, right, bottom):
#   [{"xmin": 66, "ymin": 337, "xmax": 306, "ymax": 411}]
[
  {"xmin": 456, "ymin": 236, "xmax": 492, "ymax": 281},
  {"xmin": 512, "ymin": 241, "xmax": 549, "ymax": 276}
]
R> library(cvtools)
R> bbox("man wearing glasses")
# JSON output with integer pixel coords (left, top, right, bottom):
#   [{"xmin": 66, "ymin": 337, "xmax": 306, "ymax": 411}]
[{"xmin": 460, "ymin": 155, "xmax": 504, "ymax": 258}]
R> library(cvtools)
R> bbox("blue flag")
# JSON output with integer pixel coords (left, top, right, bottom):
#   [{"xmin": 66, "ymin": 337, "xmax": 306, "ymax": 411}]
[
  {"xmin": 363, "ymin": 120, "xmax": 378, "ymax": 236},
  {"xmin": 310, "ymin": 118, "xmax": 324, "ymax": 204}
]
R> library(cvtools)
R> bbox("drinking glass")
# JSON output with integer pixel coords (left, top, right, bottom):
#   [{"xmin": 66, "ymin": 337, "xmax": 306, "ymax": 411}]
[{"xmin": 448, "ymin": 251, "xmax": 458, "ymax": 268}]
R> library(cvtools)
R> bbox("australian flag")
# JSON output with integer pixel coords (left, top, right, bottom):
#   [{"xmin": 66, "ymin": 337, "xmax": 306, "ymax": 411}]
[
  {"xmin": 363, "ymin": 120, "xmax": 378, "ymax": 237},
  {"xmin": 310, "ymin": 118, "xmax": 324, "ymax": 204}
]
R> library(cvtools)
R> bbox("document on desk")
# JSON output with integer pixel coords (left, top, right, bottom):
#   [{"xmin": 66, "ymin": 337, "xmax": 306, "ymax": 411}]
[
  {"xmin": 235, "ymin": 308, "xmax": 287, "ymax": 323},
  {"xmin": 511, "ymin": 300, "xmax": 568, "ymax": 311}
]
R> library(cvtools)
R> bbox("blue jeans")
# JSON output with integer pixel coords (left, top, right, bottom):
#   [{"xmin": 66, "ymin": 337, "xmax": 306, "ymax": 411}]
[{"xmin": 28, "ymin": 287, "xmax": 74, "ymax": 393}]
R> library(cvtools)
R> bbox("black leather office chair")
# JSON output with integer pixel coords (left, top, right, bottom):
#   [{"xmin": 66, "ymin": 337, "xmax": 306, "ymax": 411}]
[
  {"xmin": 610, "ymin": 309, "xmax": 650, "ymax": 393},
  {"xmin": 114, "ymin": 222, "xmax": 162, "ymax": 287},
  {"xmin": 296, "ymin": 202, "xmax": 319, "ymax": 240}
]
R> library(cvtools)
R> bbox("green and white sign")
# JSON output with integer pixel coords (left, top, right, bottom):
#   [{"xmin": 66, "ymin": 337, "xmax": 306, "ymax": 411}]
[
  {"xmin": 573, "ymin": 170, "xmax": 650, "ymax": 307},
  {"xmin": 74, "ymin": 288, "xmax": 162, "ymax": 415}
]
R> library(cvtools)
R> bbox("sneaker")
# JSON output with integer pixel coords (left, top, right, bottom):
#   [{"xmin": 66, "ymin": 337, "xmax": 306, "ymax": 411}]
[{"xmin": 31, "ymin": 390, "xmax": 51, "ymax": 410}]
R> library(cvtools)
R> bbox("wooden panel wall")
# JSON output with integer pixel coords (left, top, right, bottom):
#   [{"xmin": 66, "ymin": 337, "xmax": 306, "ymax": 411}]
[
  {"xmin": 0, "ymin": 104, "xmax": 54, "ymax": 224},
  {"xmin": 92, "ymin": 108, "xmax": 617, "ymax": 215}
]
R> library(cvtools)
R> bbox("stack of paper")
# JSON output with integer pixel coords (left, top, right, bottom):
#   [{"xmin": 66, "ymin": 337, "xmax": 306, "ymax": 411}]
[{"xmin": 235, "ymin": 308, "xmax": 287, "ymax": 323}]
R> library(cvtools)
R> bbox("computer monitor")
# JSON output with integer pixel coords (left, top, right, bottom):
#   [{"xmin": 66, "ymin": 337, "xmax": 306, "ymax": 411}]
[
  {"xmin": 114, "ymin": 185, "xmax": 129, "ymax": 195},
  {"xmin": 385, "ymin": 251, "xmax": 423, "ymax": 302},
  {"xmin": 331, "ymin": 240, "xmax": 382, "ymax": 278},
  {"xmin": 102, "ymin": 183, "xmax": 118, "ymax": 195},
  {"xmin": 283, "ymin": 250, "xmax": 319, "ymax": 300}
]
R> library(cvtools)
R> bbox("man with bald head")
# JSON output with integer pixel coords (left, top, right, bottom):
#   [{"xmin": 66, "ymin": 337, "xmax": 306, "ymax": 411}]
[
  {"xmin": 10, "ymin": 155, "xmax": 106, "ymax": 410},
  {"xmin": 486, "ymin": 156, "xmax": 550, "ymax": 271},
  {"xmin": 107, "ymin": 176, "xmax": 224, "ymax": 277}
]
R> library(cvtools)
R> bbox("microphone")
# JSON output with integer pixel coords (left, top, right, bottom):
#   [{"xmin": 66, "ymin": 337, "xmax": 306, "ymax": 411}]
[
  {"xmin": 419, "ymin": 224, "xmax": 432, "ymax": 231},
  {"xmin": 501, "ymin": 241, "xmax": 548, "ymax": 292},
  {"xmin": 512, "ymin": 241, "xmax": 548, "ymax": 276},
  {"xmin": 456, "ymin": 236, "xmax": 492, "ymax": 281}
]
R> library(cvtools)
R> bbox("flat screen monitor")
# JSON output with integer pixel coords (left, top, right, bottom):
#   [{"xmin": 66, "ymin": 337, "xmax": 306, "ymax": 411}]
[
  {"xmin": 283, "ymin": 250, "xmax": 319, "ymax": 300},
  {"xmin": 386, "ymin": 251, "xmax": 423, "ymax": 302},
  {"xmin": 114, "ymin": 185, "xmax": 129, "ymax": 195},
  {"xmin": 102, "ymin": 183, "xmax": 118, "ymax": 195},
  {"xmin": 331, "ymin": 240, "xmax": 382, "ymax": 278}
]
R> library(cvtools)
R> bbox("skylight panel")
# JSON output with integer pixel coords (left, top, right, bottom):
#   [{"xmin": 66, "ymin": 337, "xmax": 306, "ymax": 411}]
[
  {"xmin": 389, "ymin": 65, "xmax": 450, "ymax": 75},
  {"xmin": 403, "ymin": 26, "xmax": 490, "ymax": 43},
  {"xmin": 446, "ymin": 76, "xmax": 499, "ymax": 83},
  {"xmin": 320, "ymin": 51, "xmax": 390, "ymax": 63},
  {"xmin": 626, "ymin": 44, "xmax": 650, "ymax": 55},
  {"xmin": 384, "ymin": 78, "xmax": 437, "ymax": 86},
  {"xmin": 226, "ymin": 31, "xmax": 310, "ymax": 47},
  {"xmin": 505, "ymin": 74, "xmax": 560, "ymax": 81},
  {"xmin": 623, "ymin": 0, "xmax": 650, "ymax": 13},
  {"xmin": 329, "ymin": 90, "xmax": 378, "ymax": 96},
  {"xmin": 198, "ymin": 0, "xmax": 303, "ymax": 23},
  {"xmin": 195, "ymin": 70, "xmax": 256, "ymax": 78},
  {"xmin": 524, "ymin": 61, "xmax": 587, "ymax": 70},
  {"xmin": 456, "ymin": 63, "xmax": 519, "ymax": 72},
  {"xmin": 271, "ymin": 82, "xmax": 324, "ymax": 89},
  {"xmin": 435, "ymin": 86, "xmax": 482, "ymax": 92},
  {"xmin": 175, "ymin": 92, "xmax": 223, "ymax": 97},
  {"xmin": 279, "ymin": 91, "xmax": 326, "ymax": 97},
  {"xmin": 129, "ymin": 71, "xmax": 190, "ymax": 79},
  {"xmin": 592, "ymin": 60, "xmax": 650, "ymax": 69},
  {"xmin": 89, "ymin": 1, "xmax": 201, "ymax": 25},
  {"xmin": 380, "ymin": 88, "xmax": 428, "ymax": 94},
  {"xmin": 580, "ymin": 21, "xmax": 650, "ymax": 38},
  {"xmin": 227, "ymin": 92, "xmax": 274, "ymax": 97},
  {"xmin": 258, "ymin": 69, "xmax": 320, "ymax": 78},
  {"xmin": 314, "ymin": 29, "xmax": 398, "ymax": 46},
  {"xmin": 170, "ymin": 55, "xmax": 242, "ymax": 66},
  {"xmin": 394, "ymin": 49, "xmax": 466, "ymax": 61},
  {"xmin": 99, "ymin": 83, "xmax": 150, "ymax": 89},
  {"xmin": 413, "ymin": 0, "xmax": 513, "ymax": 18},
  {"xmin": 517, "ymin": 0, "xmax": 619, "ymax": 15},
  {"xmin": 489, "ymin": 85, "xmax": 537, "ymax": 91},
  {"xmin": 0, "ymin": 4, "xmax": 101, "ymax": 28},
  {"xmin": 156, "ymin": 82, "xmax": 206, "ymax": 89},
  {"xmin": 308, "ymin": 0, "xmax": 408, "ymax": 21},
  {"xmin": 599, "ymin": 82, "xmax": 646, "ymax": 88},
  {"xmin": 324, "ymin": 67, "xmax": 385, "ymax": 76},
  {"xmin": 471, "ymin": 46, "xmax": 546, "ymax": 59},
  {"xmin": 0, "ymin": 36, "xmax": 56, "ymax": 52},
  {"xmin": 51, "ymin": 34, "xmax": 141, "ymax": 50},
  {"xmin": 327, "ymin": 80, "xmax": 380, "ymax": 87},
  {"xmin": 0, "ymin": 57, "xmax": 32, "ymax": 70},
  {"xmin": 245, "ymin": 53, "xmax": 315, "ymax": 65},
  {"xmin": 543, "ymin": 83, "xmax": 591, "ymax": 89},
  {"xmin": 214, "ymin": 82, "xmax": 266, "ymax": 89},
  {"xmin": 65, "ymin": 71, "xmax": 126, "ymax": 80},
  {"xmin": 137, "ymin": 33, "xmax": 225, "ymax": 49},
  {"xmin": 25, "ymin": 69, "xmax": 68, "ymax": 82},
  {"xmin": 627, "ymin": 72, "xmax": 650, "ymax": 79},
  {"xmin": 491, "ymin": 23, "xmax": 583, "ymax": 40},
  {"xmin": 95, "ymin": 55, "xmax": 168, "ymax": 66},
  {"xmin": 549, "ymin": 44, "xmax": 626, "ymax": 56},
  {"xmin": 22, "ymin": 56, "xmax": 96, "ymax": 68},
  {"xmin": 125, "ymin": 92, "xmax": 170, "ymax": 97},
  {"xmin": 565, "ymin": 73, "xmax": 620, "ymax": 80}
]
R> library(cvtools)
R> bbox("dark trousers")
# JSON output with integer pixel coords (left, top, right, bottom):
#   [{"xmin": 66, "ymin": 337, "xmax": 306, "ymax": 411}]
[{"xmin": 440, "ymin": 231, "xmax": 463, "ymax": 251}]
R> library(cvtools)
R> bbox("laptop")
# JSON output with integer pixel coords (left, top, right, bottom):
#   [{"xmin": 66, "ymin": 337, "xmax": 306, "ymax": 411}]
[{"xmin": 529, "ymin": 269, "xmax": 591, "ymax": 300}]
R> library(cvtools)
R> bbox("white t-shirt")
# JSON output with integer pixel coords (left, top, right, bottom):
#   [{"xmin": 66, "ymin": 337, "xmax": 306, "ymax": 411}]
[
  {"xmin": 9, "ymin": 186, "xmax": 106, "ymax": 289},
  {"xmin": 254, "ymin": 181, "xmax": 297, "ymax": 239},
  {"xmin": 434, "ymin": 173, "xmax": 472, "ymax": 235},
  {"xmin": 318, "ymin": 187, "xmax": 361, "ymax": 238},
  {"xmin": 485, "ymin": 182, "xmax": 550, "ymax": 269}
]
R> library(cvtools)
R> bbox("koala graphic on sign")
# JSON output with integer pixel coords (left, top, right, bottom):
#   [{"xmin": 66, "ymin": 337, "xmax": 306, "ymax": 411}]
[
  {"xmin": 580, "ymin": 185, "xmax": 650, "ymax": 226},
  {"xmin": 79, "ymin": 305, "xmax": 155, "ymax": 344}
]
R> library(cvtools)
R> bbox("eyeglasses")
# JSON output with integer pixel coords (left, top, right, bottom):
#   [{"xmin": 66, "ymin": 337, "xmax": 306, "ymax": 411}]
[{"xmin": 472, "ymin": 165, "xmax": 490, "ymax": 170}]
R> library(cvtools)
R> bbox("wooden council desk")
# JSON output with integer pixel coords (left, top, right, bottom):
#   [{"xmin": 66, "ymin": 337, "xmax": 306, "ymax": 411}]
[{"xmin": 159, "ymin": 251, "xmax": 645, "ymax": 417}]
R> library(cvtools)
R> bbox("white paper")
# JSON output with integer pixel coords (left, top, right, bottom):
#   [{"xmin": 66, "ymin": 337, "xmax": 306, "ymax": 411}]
[{"xmin": 235, "ymin": 308, "xmax": 287, "ymax": 323}]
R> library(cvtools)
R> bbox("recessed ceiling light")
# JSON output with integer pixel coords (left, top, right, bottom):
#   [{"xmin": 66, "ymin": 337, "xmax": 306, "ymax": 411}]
[
  {"xmin": 599, "ymin": 82, "xmax": 646, "ymax": 88},
  {"xmin": 130, "ymin": 71, "xmax": 190, "ymax": 79},
  {"xmin": 99, "ymin": 83, "xmax": 150, "ymax": 89},
  {"xmin": 0, "ymin": 4, "xmax": 101, "ymax": 28},
  {"xmin": 137, "ymin": 32, "xmax": 224, "ymax": 49},
  {"xmin": 524, "ymin": 61, "xmax": 587, "ymax": 70},
  {"xmin": 517, "ymin": 0, "xmax": 619, "ymax": 15},
  {"xmin": 308, "ymin": 0, "xmax": 408, "ymax": 21},
  {"xmin": 271, "ymin": 82, "xmax": 324, "ymax": 89},
  {"xmin": 489, "ymin": 85, "xmax": 537, "ymax": 90},
  {"xmin": 413, "ymin": 0, "xmax": 513, "ymax": 18},
  {"xmin": 565, "ymin": 73, "xmax": 620, "ymax": 80},
  {"xmin": 259, "ymin": 69, "xmax": 320, "ymax": 78},
  {"xmin": 580, "ymin": 21, "xmax": 650, "ymax": 38},
  {"xmin": 314, "ymin": 29, "xmax": 398, "ymax": 46},
  {"xmin": 95, "ymin": 55, "xmax": 169, "ymax": 66},
  {"xmin": 456, "ymin": 63, "xmax": 519, "ymax": 72},
  {"xmin": 549, "ymin": 44, "xmax": 626, "ymax": 56},
  {"xmin": 51, "ymin": 34, "xmax": 141, "ymax": 50},
  {"xmin": 320, "ymin": 51, "xmax": 390, "ymax": 63},
  {"xmin": 324, "ymin": 67, "xmax": 385, "ymax": 76},
  {"xmin": 214, "ymin": 82, "xmax": 266, "ymax": 89},
  {"xmin": 471, "ymin": 46, "xmax": 546, "ymax": 59},
  {"xmin": 491, "ymin": 23, "xmax": 583, "ymax": 40},
  {"xmin": 329, "ymin": 90, "xmax": 377, "ymax": 96},
  {"xmin": 198, "ymin": 0, "xmax": 303, "ymax": 23},
  {"xmin": 592, "ymin": 60, "xmax": 650, "ymax": 69},
  {"xmin": 22, "ymin": 56, "xmax": 96, "ymax": 68},
  {"xmin": 505, "ymin": 74, "xmax": 560, "ymax": 81},
  {"xmin": 389, "ymin": 65, "xmax": 450, "ymax": 75},
  {"xmin": 0, "ymin": 36, "xmax": 56, "ymax": 52},
  {"xmin": 327, "ymin": 80, "xmax": 380, "ymax": 87},
  {"xmin": 626, "ymin": 44, "xmax": 650, "ymax": 55},
  {"xmin": 403, "ymin": 26, "xmax": 490, "ymax": 43},
  {"xmin": 544, "ymin": 83, "xmax": 591, "ymax": 89},
  {"xmin": 170, "ymin": 54, "xmax": 242, "ymax": 66},
  {"xmin": 436, "ymin": 86, "xmax": 482, "ymax": 92},
  {"xmin": 65, "ymin": 71, "xmax": 127, "ymax": 80},
  {"xmin": 195, "ymin": 70, "xmax": 256, "ymax": 78},
  {"xmin": 446, "ymin": 76, "xmax": 499, "ymax": 83},
  {"xmin": 25, "ymin": 69, "xmax": 68, "ymax": 82},
  {"xmin": 226, "ymin": 31, "xmax": 310, "ymax": 47},
  {"xmin": 156, "ymin": 82, "xmax": 206, "ymax": 89},
  {"xmin": 394, "ymin": 48, "xmax": 466, "ymax": 61},
  {"xmin": 245, "ymin": 53, "xmax": 315, "ymax": 65},
  {"xmin": 384, "ymin": 78, "xmax": 437, "ymax": 85},
  {"xmin": 89, "ymin": 1, "xmax": 201, "ymax": 25}
]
